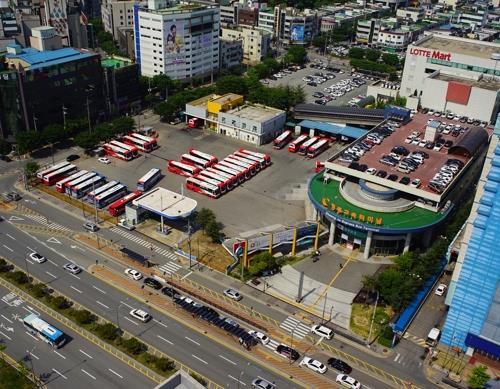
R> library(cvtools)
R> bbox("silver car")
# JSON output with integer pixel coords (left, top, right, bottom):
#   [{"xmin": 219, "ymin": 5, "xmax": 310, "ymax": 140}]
[{"xmin": 63, "ymin": 262, "xmax": 82, "ymax": 274}]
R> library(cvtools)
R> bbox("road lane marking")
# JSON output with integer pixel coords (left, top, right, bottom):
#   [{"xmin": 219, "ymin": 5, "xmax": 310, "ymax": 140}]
[
  {"xmin": 81, "ymin": 369, "xmax": 96, "ymax": 380},
  {"xmin": 27, "ymin": 351, "xmax": 39, "ymax": 360},
  {"xmin": 6, "ymin": 234, "xmax": 15, "ymax": 241},
  {"xmin": 0, "ymin": 330, "xmax": 12, "ymax": 340},
  {"xmin": 219, "ymin": 355, "xmax": 237, "ymax": 365},
  {"xmin": 79, "ymin": 349, "xmax": 93, "ymax": 359},
  {"xmin": 120, "ymin": 301, "xmax": 134, "ymax": 309},
  {"xmin": 181, "ymin": 271, "xmax": 192, "ymax": 280},
  {"xmin": 26, "ymin": 246, "xmax": 36, "ymax": 253},
  {"xmin": 1, "ymin": 314, "xmax": 13, "ymax": 323},
  {"xmin": 70, "ymin": 273, "xmax": 81, "ymax": 280},
  {"xmin": 185, "ymin": 336, "xmax": 200, "ymax": 346},
  {"xmin": 191, "ymin": 354, "xmax": 208, "ymax": 365},
  {"xmin": 228, "ymin": 375, "xmax": 246, "ymax": 385},
  {"xmin": 45, "ymin": 271, "xmax": 57, "ymax": 279},
  {"xmin": 153, "ymin": 319, "xmax": 168, "ymax": 328},
  {"xmin": 52, "ymin": 368, "xmax": 67, "ymax": 380},
  {"xmin": 25, "ymin": 331, "xmax": 38, "ymax": 341},
  {"xmin": 108, "ymin": 369, "xmax": 123, "ymax": 379},
  {"xmin": 96, "ymin": 301, "xmax": 109, "ymax": 309},
  {"xmin": 123, "ymin": 316, "xmax": 138, "ymax": 325},
  {"xmin": 70, "ymin": 286, "xmax": 82, "ymax": 294},
  {"xmin": 2, "ymin": 245, "xmax": 13, "ymax": 252},
  {"xmin": 47, "ymin": 259, "xmax": 58, "ymax": 267},
  {"xmin": 93, "ymin": 285, "xmax": 106, "ymax": 294},
  {"xmin": 26, "ymin": 259, "xmax": 34, "ymax": 264},
  {"xmin": 157, "ymin": 335, "xmax": 173, "ymax": 345},
  {"xmin": 54, "ymin": 350, "xmax": 66, "ymax": 359},
  {"xmin": 394, "ymin": 353, "xmax": 400, "ymax": 362}
]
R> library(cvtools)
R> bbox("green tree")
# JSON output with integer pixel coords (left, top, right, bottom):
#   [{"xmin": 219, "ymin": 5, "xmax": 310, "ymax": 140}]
[
  {"xmin": 0, "ymin": 138, "xmax": 11, "ymax": 155},
  {"xmin": 16, "ymin": 131, "xmax": 42, "ymax": 154},
  {"xmin": 216, "ymin": 75, "xmax": 249, "ymax": 96},
  {"xmin": 365, "ymin": 49, "xmax": 381, "ymax": 62},
  {"xmin": 312, "ymin": 34, "xmax": 327, "ymax": 49},
  {"xmin": 24, "ymin": 161, "xmax": 39, "ymax": 181},
  {"xmin": 154, "ymin": 357, "xmax": 175, "ymax": 372},
  {"xmin": 74, "ymin": 132, "xmax": 98, "ymax": 150},
  {"xmin": 122, "ymin": 338, "xmax": 147, "ymax": 355},
  {"xmin": 349, "ymin": 47, "xmax": 365, "ymax": 59},
  {"xmin": 6, "ymin": 271, "xmax": 29, "ymax": 285},
  {"xmin": 205, "ymin": 220, "xmax": 223, "ymax": 243},
  {"xmin": 74, "ymin": 309, "xmax": 94, "ymax": 325},
  {"xmin": 96, "ymin": 323, "xmax": 119, "ymax": 341},
  {"xmin": 30, "ymin": 283, "xmax": 48, "ymax": 298},
  {"xmin": 152, "ymin": 74, "xmax": 177, "ymax": 98},
  {"xmin": 468, "ymin": 365, "xmax": 490, "ymax": 389},
  {"xmin": 382, "ymin": 53, "xmax": 399, "ymax": 66},
  {"xmin": 52, "ymin": 296, "xmax": 71, "ymax": 310},
  {"xmin": 111, "ymin": 117, "xmax": 135, "ymax": 134},
  {"xmin": 195, "ymin": 208, "xmax": 216, "ymax": 231},
  {"xmin": 284, "ymin": 45, "xmax": 307, "ymax": 65},
  {"xmin": 42, "ymin": 124, "xmax": 65, "ymax": 145},
  {"xmin": 153, "ymin": 101, "xmax": 177, "ymax": 119}
]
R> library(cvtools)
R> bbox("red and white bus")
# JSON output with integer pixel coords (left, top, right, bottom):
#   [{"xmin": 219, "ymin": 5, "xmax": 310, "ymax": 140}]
[
  {"xmin": 181, "ymin": 153, "xmax": 212, "ymax": 169},
  {"xmin": 130, "ymin": 132, "xmax": 158, "ymax": 150},
  {"xmin": 94, "ymin": 184, "xmax": 128, "ymax": 209},
  {"xmin": 86, "ymin": 180, "xmax": 119, "ymax": 204},
  {"xmin": 230, "ymin": 154, "xmax": 261, "ymax": 172},
  {"xmin": 218, "ymin": 160, "xmax": 251, "ymax": 180},
  {"xmin": 167, "ymin": 160, "xmax": 201, "ymax": 177},
  {"xmin": 212, "ymin": 164, "xmax": 244, "ymax": 184},
  {"xmin": 55, "ymin": 170, "xmax": 88, "ymax": 193},
  {"xmin": 137, "ymin": 168, "xmax": 162, "ymax": 191},
  {"xmin": 238, "ymin": 148, "xmax": 271, "ymax": 167},
  {"xmin": 71, "ymin": 175, "xmax": 106, "ymax": 198},
  {"xmin": 234, "ymin": 151, "xmax": 267, "ymax": 170},
  {"xmin": 188, "ymin": 148, "xmax": 218, "ymax": 166},
  {"xmin": 225, "ymin": 156, "xmax": 258, "ymax": 175},
  {"xmin": 186, "ymin": 177, "xmax": 220, "ymax": 198},
  {"xmin": 206, "ymin": 167, "xmax": 238, "ymax": 188},
  {"xmin": 103, "ymin": 143, "xmax": 133, "ymax": 161},
  {"xmin": 41, "ymin": 164, "xmax": 77, "ymax": 186},
  {"xmin": 299, "ymin": 136, "xmax": 320, "ymax": 155},
  {"xmin": 110, "ymin": 140, "xmax": 139, "ymax": 158},
  {"xmin": 64, "ymin": 172, "xmax": 97, "ymax": 195},
  {"xmin": 199, "ymin": 170, "xmax": 233, "ymax": 191},
  {"xmin": 307, "ymin": 138, "xmax": 329, "ymax": 158},
  {"xmin": 288, "ymin": 134, "xmax": 309, "ymax": 153},
  {"xmin": 123, "ymin": 135, "xmax": 152, "ymax": 153},
  {"xmin": 36, "ymin": 161, "xmax": 70, "ymax": 182},
  {"xmin": 108, "ymin": 190, "xmax": 142, "ymax": 217},
  {"xmin": 194, "ymin": 174, "xmax": 226, "ymax": 194},
  {"xmin": 273, "ymin": 130, "xmax": 293, "ymax": 149}
]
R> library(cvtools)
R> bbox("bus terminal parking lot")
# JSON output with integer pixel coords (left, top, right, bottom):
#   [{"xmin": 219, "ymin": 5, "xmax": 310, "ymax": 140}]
[{"xmin": 73, "ymin": 124, "xmax": 345, "ymax": 236}]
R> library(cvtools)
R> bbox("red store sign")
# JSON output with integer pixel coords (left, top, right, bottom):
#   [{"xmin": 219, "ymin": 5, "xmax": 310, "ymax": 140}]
[{"xmin": 409, "ymin": 48, "xmax": 451, "ymax": 61}]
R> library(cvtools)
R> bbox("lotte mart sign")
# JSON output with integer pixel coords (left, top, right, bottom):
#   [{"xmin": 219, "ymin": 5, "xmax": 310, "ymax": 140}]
[{"xmin": 409, "ymin": 48, "xmax": 451, "ymax": 61}]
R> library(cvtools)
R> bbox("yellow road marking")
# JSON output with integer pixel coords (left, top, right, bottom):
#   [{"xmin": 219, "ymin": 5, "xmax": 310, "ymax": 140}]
[{"xmin": 311, "ymin": 257, "xmax": 353, "ymax": 307}]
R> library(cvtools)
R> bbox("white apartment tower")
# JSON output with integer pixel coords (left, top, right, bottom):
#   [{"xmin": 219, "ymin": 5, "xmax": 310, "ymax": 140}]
[{"xmin": 134, "ymin": 0, "xmax": 220, "ymax": 80}]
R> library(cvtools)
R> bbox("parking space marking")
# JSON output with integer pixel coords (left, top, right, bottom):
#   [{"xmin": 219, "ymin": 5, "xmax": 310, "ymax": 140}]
[
  {"xmin": 52, "ymin": 368, "xmax": 67, "ymax": 379},
  {"xmin": 81, "ymin": 369, "xmax": 96, "ymax": 380},
  {"xmin": 108, "ymin": 369, "xmax": 123, "ymax": 379}
]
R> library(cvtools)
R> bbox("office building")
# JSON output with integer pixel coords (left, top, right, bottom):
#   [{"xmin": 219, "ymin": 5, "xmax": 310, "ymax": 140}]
[
  {"xmin": 101, "ymin": 0, "xmax": 134, "ymax": 39},
  {"xmin": 219, "ymin": 38, "xmax": 242, "ymax": 69},
  {"xmin": 258, "ymin": 5, "xmax": 317, "ymax": 44},
  {"xmin": 220, "ymin": 25, "xmax": 271, "ymax": 65}
]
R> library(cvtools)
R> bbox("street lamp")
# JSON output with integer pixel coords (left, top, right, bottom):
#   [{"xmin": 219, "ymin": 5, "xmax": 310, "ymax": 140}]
[
  {"xmin": 289, "ymin": 328, "xmax": 295, "ymax": 365},
  {"xmin": 32, "ymin": 114, "xmax": 38, "ymax": 132},
  {"xmin": 62, "ymin": 105, "xmax": 68, "ymax": 129},
  {"xmin": 23, "ymin": 253, "xmax": 31, "ymax": 282},
  {"xmin": 367, "ymin": 290, "xmax": 380, "ymax": 345}
]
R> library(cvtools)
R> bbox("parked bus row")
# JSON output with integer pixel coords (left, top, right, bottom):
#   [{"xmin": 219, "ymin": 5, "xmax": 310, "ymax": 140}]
[
  {"xmin": 102, "ymin": 132, "xmax": 158, "ymax": 161},
  {"xmin": 273, "ymin": 131, "xmax": 331, "ymax": 158}
]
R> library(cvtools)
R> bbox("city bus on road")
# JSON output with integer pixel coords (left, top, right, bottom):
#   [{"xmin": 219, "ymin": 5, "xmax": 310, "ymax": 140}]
[
  {"xmin": 299, "ymin": 136, "xmax": 320, "ymax": 155},
  {"xmin": 123, "ymin": 135, "xmax": 152, "ymax": 153},
  {"xmin": 167, "ymin": 160, "xmax": 201, "ymax": 177},
  {"xmin": 23, "ymin": 313, "xmax": 66, "ymax": 348},
  {"xmin": 103, "ymin": 143, "xmax": 133, "ymax": 161},
  {"xmin": 288, "ymin": 134, "xmax": 309, "ymax": 153},
  {"xmin": 41, "ymin": 164, "xmax": 77, "ymax": 186},
  {"xmin": 233, "ymin": 151, "xmax": 267, "ymax": 170},
  {"xmin": 205, "ymin": 167, "xmax": 238, "ymax": 188},
  {"xmin": 225, "ymin": 156, "xmax": 258, "ymax": 175},
  {"xmin": 188, "ymin": 148, "xmax": 218, "ymax": 166},
  {"xmin": 186, "ymin": 177, "xmax": 221, "ymax": 198},
  {"xmin": 273, "ymin": 130, "xmax": 293, "ymax": 149},
  {"xmin": 110, "ymin": 140, "xmax": 139, "ymax": 158},
  {"xmin": 218, "ymin": 160, "xmax": 251, "ymax": 180},
  {"xmin": 181, "ymin": 153, "xmax": 212, "ymax": 169},
  {"xmin": 307, "ymin": 138, "xmax": 329, "ymax": 158},
  {"xmin": 238, "ymin": 148, "xmax": 271, "ymax": 167},
  {"xmin": 56, "ymin": 170, "xmax": 88, "ymax": 193},
  {"xmin": 86, "ymin": 180, "xmax": 119, "ymax": 204},
  {"xmin": 64, "ymin": 172, "xmax": 97, "ymax": 195},
  {"xmin": 36, "ymin": 161, "xmax": 70, "ymax": 182},
  {"xmin": 212, "ymin": 163, "xmax": 244, "ymax": 184},
  {"xmin": 108, "ymin": 190, "xmax": 142, "ymax": 217},
  {"xmin": 137, "ymin": 168, "xmax": 162, "ymax": 191},
  {"xmin": 130, "ymin": 132, "xmax": 158, "ymax": 150},
  {"xmin": 95, "ymin": 184, "xmax": 127, "ymax": 208},
  {"xmin": 71, "ymin": 175, "xmax": 106, "ymax": 198},
  {"xmin": 196, "ymin": 172, "xmax": 228, "ymax": 193}
]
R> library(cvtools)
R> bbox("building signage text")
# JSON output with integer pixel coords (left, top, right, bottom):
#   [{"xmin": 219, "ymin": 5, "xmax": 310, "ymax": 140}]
[
  {"xmin": 321, "ymin": 197, "xmax": 383, "ymax": 225},
  {"xmin": 409, "ymin": 48, "xmax": 451, "ymax": 61}
]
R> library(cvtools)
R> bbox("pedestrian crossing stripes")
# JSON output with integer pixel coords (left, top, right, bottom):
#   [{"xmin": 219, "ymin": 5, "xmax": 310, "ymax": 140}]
[
  {"xmin": 265, "ymin": 339, "xmax": 280, "ymax": 351},
  {"xmin": 23, "ymin": 214, "xmax": 72, "ymax": 233},
  {"xmin": 402, "ymin": 332, "xmax": 427, "ymax": 347},
  {"xmin": 279, "ymin": 316, "xmax": 310, "ymax": 339},
  {"xmin": 110, "ymin": 227, "xmax": 177, "ymax": 260},
  {"xmin": 158, "ymin": 261, "xmax": 182, "ymax": 276}
]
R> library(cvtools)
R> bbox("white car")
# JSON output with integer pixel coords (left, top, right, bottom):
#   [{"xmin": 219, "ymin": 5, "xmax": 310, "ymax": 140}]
[
  {"xmin": 29, "ymin": 252, "xmax": 46, "ymax": 264},
  {"xmin": 366, "ymin": 168, "xmax": 376, "ymax": 175},
  {"xmin": 248, "ymin": 330, "xmax": 270, "ymax": 345},
  {"xmin": 251, "ymin": 378, "xmax": 275, "ymax": 389},
  {"xmin": 63, "ymin": 262, "xmax": 82, "ymax": 274},
  {"xmin": 98, "ymin": 157, "xmax": 111, "ymax": 164},
  {"xmin": 336, "ymin": 374, "xmax": 361, "ymax": 389},
  {"xmin": 300, "ymin": 357, "xmax": 327, "ymax": 374},
  {"xmin": 223, "ymin": 288, "xmax": 242, "ymax": 301},
  {"xmin": 435, "ymin": 284, "xmax": 447, "ymax": 296},
  {"xmin": 125, "ymin": 268, "xmax": 143, "ymax": 281},
  {"xmin": 410, "ymin": 179, "xmax": 421, "ymax": 188},
  {"xmin": 311, "ymin": 324, "xmax": 334, "ymax": 339},
  {"xmin": 129, "ymin": 309, "xmax": 152, "ymax": 322}
]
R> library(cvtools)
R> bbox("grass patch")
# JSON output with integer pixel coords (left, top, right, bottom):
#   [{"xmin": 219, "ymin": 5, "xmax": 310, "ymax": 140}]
[
  {"xmin": 0, "ymin": 359, "xmax": 37, "ymax": 389},
  {"xmin": 179, "ymin": 231, "xmax": 233, "ymax": 272},
  {"xmin": 350, "ymin": 303, "xmax": 392, "ymax": 340},
  {"xmin": 433, "ymin": 350, "xmax": 468, "ymax": 375}
]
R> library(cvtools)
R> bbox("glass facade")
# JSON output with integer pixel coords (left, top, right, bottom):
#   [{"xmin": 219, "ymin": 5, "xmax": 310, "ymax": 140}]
[{"xmin": 428, "ymin": 58, "xmax": 500, "ymax": 76}]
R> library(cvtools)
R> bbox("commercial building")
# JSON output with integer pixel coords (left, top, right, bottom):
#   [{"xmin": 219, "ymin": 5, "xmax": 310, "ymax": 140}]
[
  {"xmin": 400, "ymin": 34, "xmax": 500, "ymax": 123},
  {"xmin": 220, "ymin": 25, "xmax": 271, "ymax": 65},
  {"xmin": 219, "ymin": 39, "xmax": 242, "ymax": 69},
  {"xmin": 308, "ymin": 108, "xmax": 491, "ymax": 258},
  {"xmin": 101, "ymin": 0, "xmax": 134, "ymax": 39},
  {"xmin": 0, "ymin": 6, "xmax": 18, "ymax": 38},
  {"xmin": 441, "ymin": 116, "xmax": 500, "ymax": 361},
  {"xmin": 185, "ymin": 93, "xmax": 286, "ymax": 146},
  {"xmin": 134, "ymin": 0, "xmax": 220, "ymax": 80},
  {"xmin": 258, "ymin": 5, "xmax": 317, "ymax": 44},
  {"xmin": 219, "ymin": 0, "xmax": 259, "ymax": 27},
  {"xmin": 319, "ymin": 6, "xmax": 380, "ymax": 33}
]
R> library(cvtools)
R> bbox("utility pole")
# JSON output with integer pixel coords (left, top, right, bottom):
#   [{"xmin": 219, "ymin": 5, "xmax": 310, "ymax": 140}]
[
  {"xmin": 32, "ymin": 114, "xmax": 38, "ymax": 132},
  {"xmin": 86, "ymin": 97, "xmax": 92, "ymax": 134},
  {"xmin": 367, "ymin": 290, "xmax": 379, "ymax": 344},
  {"xmin": 62, "ymin": 105, "xmax": 67, "ymax": 129},
  {"xmin": 289, "ymin": 328, "xmax": 295, "ymax": 365},
  {"xmin": 321, "ymin": 293, "xmax": 328, "ymax": 325},
  {"xmin": 187, "ymin": 219, "xmax": 192, "ymax": 269}
]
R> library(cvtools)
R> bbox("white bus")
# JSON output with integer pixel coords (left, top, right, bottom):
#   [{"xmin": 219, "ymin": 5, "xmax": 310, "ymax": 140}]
[
  {"xmin": 225, "ymin": 156, "xmax": 257, "ymax": 175},
  {"xmin": 188, "ymin": 148, "xmax": 218, "ymax": 166},
  {"xmin": 130, "ymin": 132, "xmax": 158, "ymax": 149},
  {"xmin": 205, "ymin": 167, "xmax": 238, "ymax": 188},
  {"xmin": 64, "ymin": 172, "xmax": 97, "ymax": 195},
  {"xmin": 167, "ymin": 160, "xmax": 201, "ymax": 177},
  {"xmin": 86, "ymin": 180, "xmax": 119, "ymax": 204},
  {"xmin": 212, "ymin": 164, "xmax": 244, "ymax": 184},
  {"xmin": 137, "ymin": 168, "xmax": 162, "ymax": 191},
  {"xmin": 218, "ymin": 160, "xmax": 251, "ymax": 180},
  {"xmin": 36, "ymin": 161, "xmax": 70, "ymax": 182},
  {"xmin": 56, "ymin": 170, "xmax": 88, "ymax": 193},
  {"xmin": 196, "ymin": 173, "xmax": 227, "ymax": 193},
  {"xmin": 95, "ymin": 184, "xmax": 128, "ymax": 208},
  {"xmin": 186, "ymin": 177, "xmax": 221, "ymax": 198},
  {"xmin": 110, "ymin": 140, "xmax": 139, "ymax": 157},
  {"xmin": 181, "ymin": 153, "xmax": 212, "ymax": 169},
  {"xmin": 41, "ymin": 164, "xmax": 77, "ymax": 186},
  {"xmin": 238, "ymin": 148, "xmax": 271, "ymax": 166},
  {"xmin": 233, "ymin": 151, "xmax": 266, "ymax": 169}
]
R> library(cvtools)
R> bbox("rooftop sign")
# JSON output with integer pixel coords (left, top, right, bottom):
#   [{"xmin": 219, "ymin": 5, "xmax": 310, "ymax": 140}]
[{"xmin": 409, "ymin": 48, "xmax": 451, "ymax": 61}]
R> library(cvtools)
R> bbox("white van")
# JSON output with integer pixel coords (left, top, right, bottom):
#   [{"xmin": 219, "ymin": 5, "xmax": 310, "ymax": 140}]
[{"xmin": 426, "ymin": 328, "xmax": 441, "ymax": 346}]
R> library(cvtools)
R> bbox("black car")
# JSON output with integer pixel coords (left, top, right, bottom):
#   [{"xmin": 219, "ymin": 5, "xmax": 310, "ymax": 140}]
[
  {"xmin": 387, "ymin": 174, "xmax": 398, "ymax": 181},
  {"xmin": 161, "ymin": 286, "xmax": 178, "ymax": 297},
  {"xmin": 307, "ymin": 82, "xmax": 318, "ymax": 87},
  {"xmin": 376, "ymin": 170, "xmax": 387, "ymax": 178},
  {"xmin": 276, "ymin": 345, "xmax": 300, "ymax": 361},
  {"xmin": 426, "ymin": 142, "xmax": 435, "ymax": 149},
  {"xmin": 348, "ymin": 162, "xmax": 360, "ymax": 170},
  {"xmin": 327, "ymin": 358, "xmax": 352, "ymax": 374},
  {"xmin": 444, "ymin": 140, "xmax": 453, "ymax": 148},
  {"xmin": 391, "ymin": 146, "xmax": 409, "ymax": 156},
  {"xmin": 144, "ymin": 277, "xmax": 162, "ymax": 290},
  {"xmin": 66, "ymin": 154, "xmax": 80, "ymax": 162},
  {"xmin": 259, "ymin": 267, "xmax": 281, "ymax": 277},
  {"xmin": 358, "ymin": 164, "xmax": 368, "ymax": 172},
  {"xmin": 399, "ymin": 176, "xmax": 411, "ymax": 185}
]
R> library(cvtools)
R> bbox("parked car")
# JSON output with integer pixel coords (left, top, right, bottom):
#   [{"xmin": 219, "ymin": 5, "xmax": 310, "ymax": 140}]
[
  {"xmin": 66, "ymin": 154, "xmax": 80, "ymax": 162},
  {"xmin": 276, "ymin": 344, "xmax": 300, "ymax": 361},
  {"xmin": 336, "ymin": 374, "xmax": 361, "ymax": 389},
  {"xmin": 311, "ymin": 325, "xmax": 333, "ymax": 339},
  {"xmin": 223, "ymin": 288, "xmax": 242, "ymax": 301},
  {"xmin": 435, "ymin": 284, "xmax": 447, "ymax": 296},
  {"xmin": 300, "ymin": 356, "xmax": 327, "ymax": 374},
  {"xmin": 411, "ymin": 178, "xmax": 421, "ymax": 188},
  {"xmin": 328, "ymin": 358, "xmax": 352, "ymax": 374},
  {"xmin": 98, "ymin": 157, "xmax": 111, "ymax": 164},
  {"xmin": 125, "ymin": 268, "xmax": 143, "ymax": 281},
  {"xmin": 248, "ymin": 330, "xmax": 270, "ymax": 345},
  {"xmin": 144, "ymin": 277, "xmax": 162, "ymax": 290},
  {"xmin": 161, "ymin": 287, "xmax": 179, "ymax": 298}
]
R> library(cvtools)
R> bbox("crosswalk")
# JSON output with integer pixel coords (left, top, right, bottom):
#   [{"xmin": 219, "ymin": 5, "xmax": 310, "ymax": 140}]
[
  {"xmin": 158, "ymin": 261, "xmax": 182, "ymax": 276},
  {"xmin": 279, "ymin": 316, "xmax": 310, "ymax": 339},
  {"xmin": 403, "ymin": 332, "xmax": 427, "ymax": 347},
  {"xmin": 110, "ymin": 227, "xmax": 177, "ymax": 260},
  {"xmin": 23, "ymin": 214, "xmax": 72, "ymax": 233},
  {"xmin": 265, "ymin": 339, "xmax": 281, "ymax": 351}
]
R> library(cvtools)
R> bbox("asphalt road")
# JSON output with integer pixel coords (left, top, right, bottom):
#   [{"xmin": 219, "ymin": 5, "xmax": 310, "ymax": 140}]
[
  {"xmin": 0, "ymin": 218, "xmax": 300, "ymax": 389},
  {"xmin": 0, "ymin": 284, "xmax": 154, "ymax": 389}
]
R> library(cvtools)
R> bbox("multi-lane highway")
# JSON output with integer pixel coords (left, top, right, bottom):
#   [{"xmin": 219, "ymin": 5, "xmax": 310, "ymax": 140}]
[
  {"xmin": 0, "ymin": 217, "xmax": 300, "ymax": 388},
  {"xmin": 0, "ymin": 284, "xmax": 155, "ymax": 389}
]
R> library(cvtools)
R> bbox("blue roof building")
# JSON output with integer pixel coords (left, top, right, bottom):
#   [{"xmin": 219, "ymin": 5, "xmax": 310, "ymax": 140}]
[
  {"xmin": 5, "ymin": 46, "xmax": 95, "ymax": 70},
  {"xmin": 441, "ymin": 115, "xmax": 500, "ymax": 359}
]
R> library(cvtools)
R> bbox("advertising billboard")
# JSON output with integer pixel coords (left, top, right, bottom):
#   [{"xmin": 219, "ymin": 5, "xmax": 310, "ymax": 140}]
[
  {"xmin": 290, "ymin": 24, "xmax": 304, "ymax": 42},
  {"xmin": 164, "ymin": 21, "xmax": 185, "ymax": 65}
]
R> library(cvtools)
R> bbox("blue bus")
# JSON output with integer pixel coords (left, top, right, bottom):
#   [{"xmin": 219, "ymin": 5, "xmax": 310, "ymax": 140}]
[
  {"xmin": 23, "ymin": 313, "xmax": 66, "ymax": 348},
  {"xmin": 137, "ymin": 168, "xmax": 162, "ymax": 192}
]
